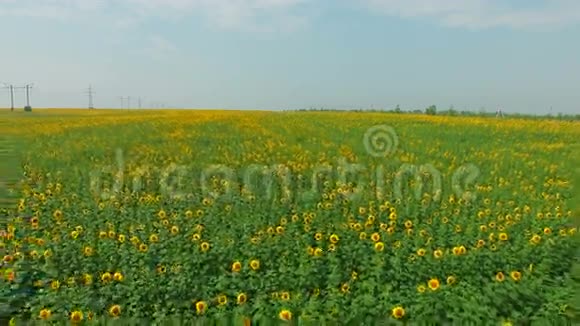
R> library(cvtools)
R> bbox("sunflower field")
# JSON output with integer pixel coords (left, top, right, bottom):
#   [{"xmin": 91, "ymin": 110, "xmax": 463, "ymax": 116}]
[{"xmin": 1, "ymin": 109, "xmax": 579, "ymax": 325}]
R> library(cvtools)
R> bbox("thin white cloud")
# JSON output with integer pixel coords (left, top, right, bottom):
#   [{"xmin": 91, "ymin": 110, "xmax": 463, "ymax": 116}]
[
  {"xmin": 0, "ymin": 0, "xmax": 106, "ymax": 20},
  {"xmin": 149, "ymin": 35, "xmax": 179, "ymax": 54},
  {"xmin": 363, "ymin": 0, "xmax": 580, "ymax": 29},
  {"xmin": 142, "ymin": 34, "xmax": 182, "ymax": 62},
  {"xmin": 2, "ymin": 0, "xmax": 579, "ymax": 31},
  {"xmin": 0, "ymin": 0, "xmax": 313, "ymax": 32},
  {"xmin": 123, "ymin": 0, "xmax": 313, "ymax": 32}
]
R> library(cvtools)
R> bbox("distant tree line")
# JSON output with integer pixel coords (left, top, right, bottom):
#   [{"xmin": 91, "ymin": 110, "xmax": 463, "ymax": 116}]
[{"xmin": 288, "ymin": 105, "xmax": 580, "ymax": 121}]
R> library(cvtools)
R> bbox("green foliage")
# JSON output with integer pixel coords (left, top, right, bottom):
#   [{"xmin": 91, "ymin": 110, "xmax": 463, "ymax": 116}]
[
  {"xmin": 425, "ymin": 105, "xmax": 437, "ymax": 115},
  {"xmin": 0, "ymin": 110, "xmax": 579, "ymax": 324}
]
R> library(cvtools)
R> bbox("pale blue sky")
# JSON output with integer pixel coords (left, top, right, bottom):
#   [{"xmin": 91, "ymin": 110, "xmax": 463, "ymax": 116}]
[{"xmin": 1, "ymin": 0, "xmax": 579, "ymax": 114}]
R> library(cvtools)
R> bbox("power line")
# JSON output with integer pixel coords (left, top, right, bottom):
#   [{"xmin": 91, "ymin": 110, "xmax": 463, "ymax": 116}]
[
  {"xmin": 118, "ymin": 96, "xmax": 136, "ymax": 110},
  {"xmin": 26, "ymin": 84, "xmax": 33, "ymax": 108},
  {"xmin": 1, "ymin": 83, "xmax": 15, "ymax": 111},
  {"xmin": 14, "ymin": 84, "xmax": 34, "ymax": 109},
  {"xmin": 9, "ymin": 85, "xmax": 14, "ymax": 111},
  {"xmin": 119, "ymin": 96, "xmax": 141, "ymax": 109},
  {"xmin": 118, "ymin": 96, "xmax": 127, "ymax": 109},
  {"xmin": 2, "ymin": 83, "xmax": 34, "ymax": 110},
  {"xmin": 150, "ymin": 101, "xmax": 166, "ymax": 109},
  {"xmin": 85, "ymin": 85, "xmax": 95, "ymax": 109}
]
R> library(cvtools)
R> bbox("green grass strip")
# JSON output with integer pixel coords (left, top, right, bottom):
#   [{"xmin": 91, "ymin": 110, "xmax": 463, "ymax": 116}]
[{"xmin": 0, "ymin": 118, "xmax": 21, "ymax": 213}]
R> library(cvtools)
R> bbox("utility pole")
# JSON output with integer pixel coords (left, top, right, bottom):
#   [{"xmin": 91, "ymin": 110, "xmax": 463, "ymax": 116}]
[
  {"xmin": 138, "ymin": 97, "xmax": 142, "ymax": 109},
  {"xmin": 26, "ymin": 85, "xmax": 30, "ymax": 107},
  {"xmin": 119, "ymin": 96, "xmax": 127, "ymax": 109},
  {"xmin": 1, "ymin": 84, "xmax": 16, "ymax": 111},
  {"xmin": 127, "ymin": 96, "xmax": 131, "ymax": 109},
  {"xmin": 10, "ymin": 84, "xmax": 33, "ymax": 110},
  {"xmin": 24, "ymin": 84, "xmax": 33, "ymax": 108},
  {"xmin": 9, "ymin": 85, "xmax": 14, "ymax": 111},
  {"xmin": 85, "ymin": 85, "xmax": 95, "ymax": 109}
]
